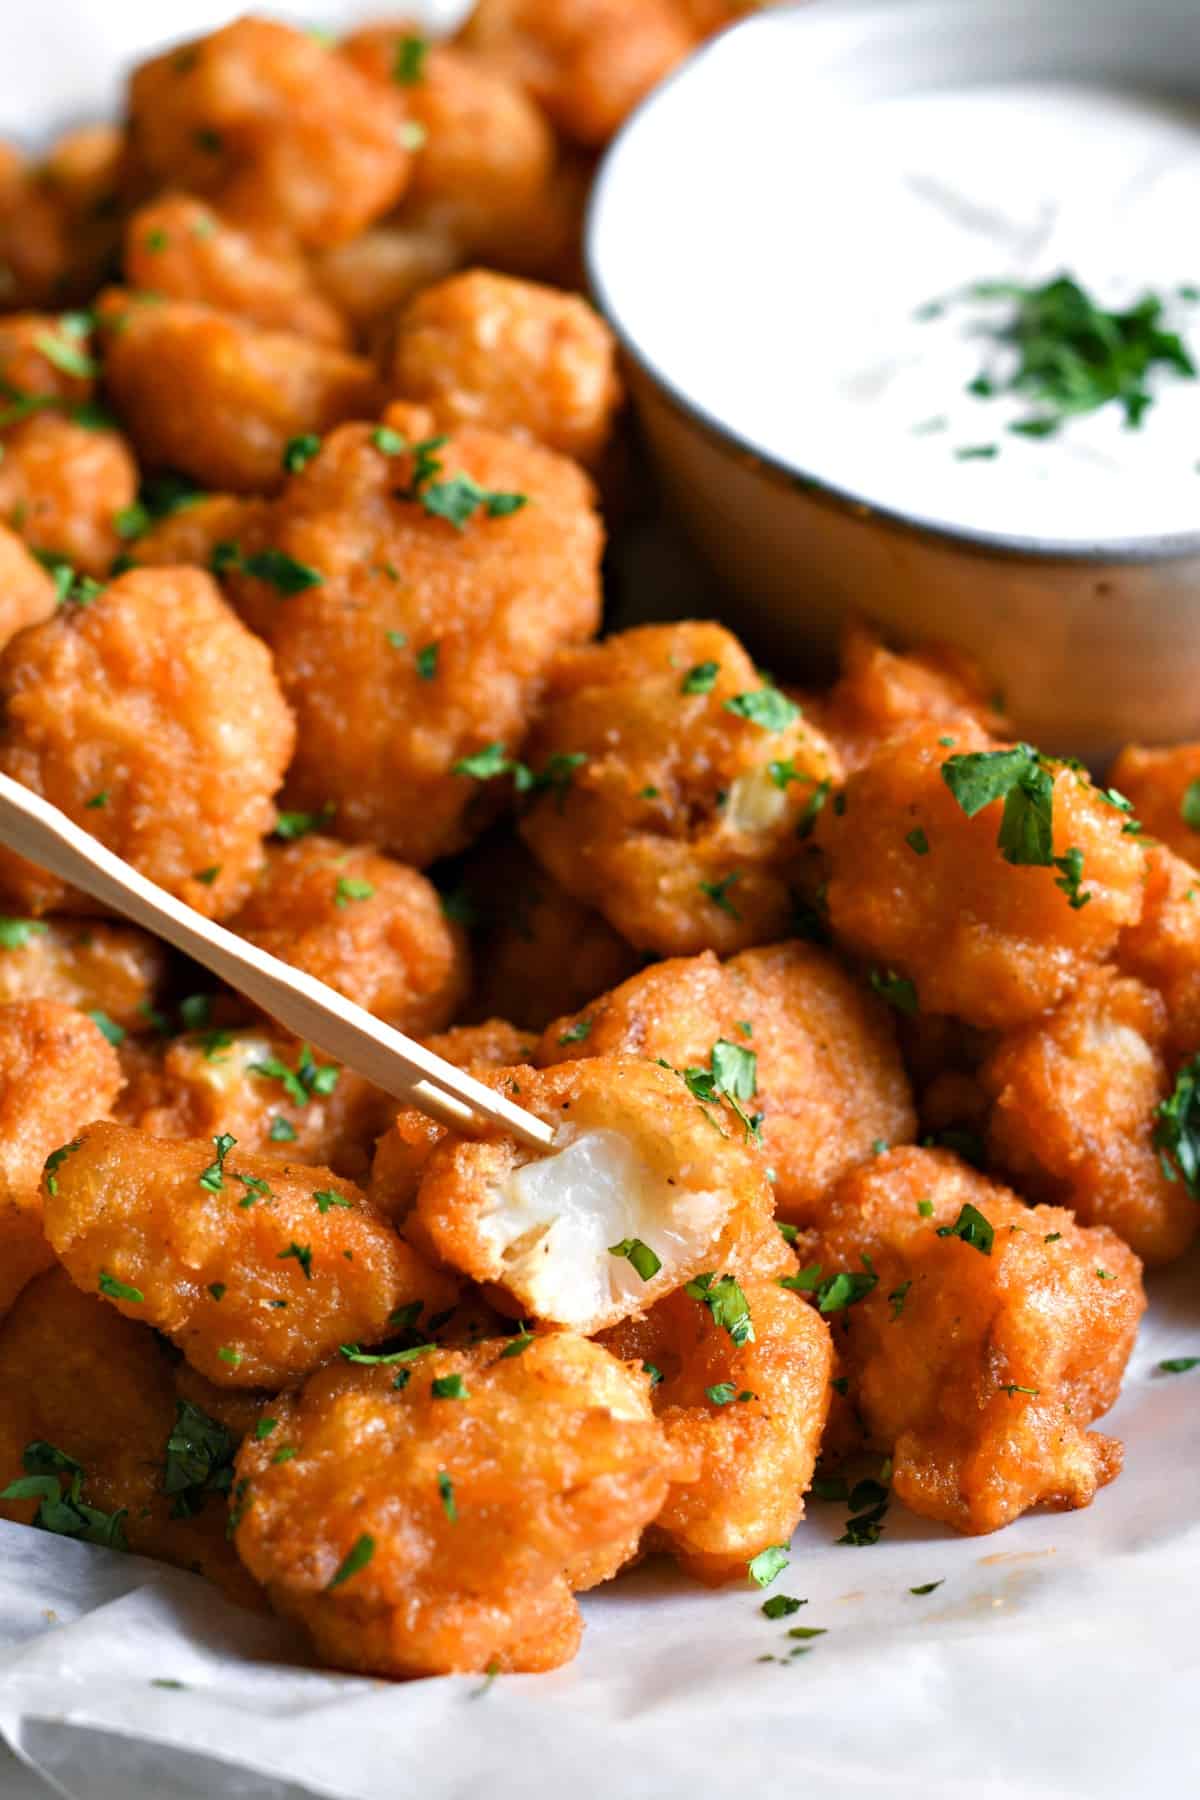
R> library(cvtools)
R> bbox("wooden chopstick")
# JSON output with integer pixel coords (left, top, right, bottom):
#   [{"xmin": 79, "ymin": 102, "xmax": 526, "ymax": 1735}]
[{"xmin": 0, "ymin": 773, "xmax": 556, "ymax": 1154}]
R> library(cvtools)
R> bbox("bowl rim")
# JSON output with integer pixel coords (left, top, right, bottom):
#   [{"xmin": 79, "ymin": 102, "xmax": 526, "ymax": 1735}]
[{"xmin": 583, "ymin": 0, "xmax": 1200, "ymax": 570}]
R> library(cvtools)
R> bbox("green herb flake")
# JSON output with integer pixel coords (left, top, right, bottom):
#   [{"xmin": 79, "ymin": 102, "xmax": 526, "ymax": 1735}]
[
  {"xmin": 392, "ymin": 33, "xmax": 429, "ymax": 82},
  {"xmin": 684, "ymin": 1272, "xmax": 754, "ymax": 1345},
  {"xmin": 335, "ymin": 877, "xmax": 375, "ymax": 907},
  {"xmin": 699, "ymin": 872, "xmax": 742, "ymax": 919},
  {"xmin": 609, "ymin": 1237, "xmax": 662, "ymax": 1281},
  {"xmin": 0, "ymin": 917, "xmax": 48, "ymax": 949},
  {"xmin": 917, "ymin": 1199, "xmax": 934, "ymax": 1218},
  {"xmin": 208, "ymin": 1282, "xmax": 226, "ymax": 1302},
  {"xmin": 761, "ymin": 1594, "xmax": 806, "ymax": 1619},
  {"xmin": 910, "ymin": 1580, "xmax": 944, "ymax": 1596},
  {"xmin": 238, "ymin": 547, "xmax": 323, "ymax": 595},
  {"xmin": 217, "ymin": 1347, "xmax": 242, "ymax": 1367},
  {"xmin": 869, "ymin": 968, "xmax": 919, "ymax": 1015},
  {"xmin": 282, "ymin": 434, "xmax": 321, "ymax": 473},
  {"xmin": 162, "ymin": 1401, "xmax": 236, "ymax": 1517},
  {"xmin": 414, "ymin": 642, "xmax": 440, "ymax": 680},
  {"xmin": 437, "ymin": 1470, "xmax": 457, "ymax": 1521},
  {"xmin": 0, "ymin": 1442, "xmax": 128, "ymax": 1551},
  {"xmin": 431, "ymin": 1373, "xmax": 468, "ymax": 1400},
  {"xmin": 680, "ymin": 660, "xmax": 719, "ymax": 695},
  {"xmin": 999, "ymin": 1383, "xmax": 1040, "ymax": 1397},
  {"xmin": 269, "ymin": 1116, "xmax": 297, "ymax": 1143},
  {"xmin": 98, "ymin": 1270, "xmax": 144, "ymax": 1304},
  {"xmin": 1153, "ymin": 1054, "xmax": 1200, "ymax": 1195},
  {"xmin": 723, "ymin": 687, "xmax": 799, "ymax": 731},
  {"xmin": 314, "ymin": 1189, "xmax": 353, "ymax": 1213},
  {"xmin": 711, "ymin": 1038, "xmax": 757, "ymax": 1101},
  {"xmin": 557, "ymin": 1018, "xmax": 592, "ymax": 1045},
  {"xmin": 278, "ymin": 1242, "xmax": 313, "ymax": 1281},
  {"xmin": 1182, "ymin": 779, "xmax": 1200, "ymax": 830},
  {"xmin": 747, "ymin": 1544, "xmax": 789, "ymax": 1588},
  {"xmin": 936, "ymin": 1201, "xmax": 995, "ymax": 1255},
  {"xmin": 905, "ymin": 826, "xmax": 930, "ymax": 855},
  {"xmin": 327, "ymin": 1533, "xmax": 375, "ymax": 1590},
  {"xmin": 198, "ymin": 1132, "xmax": 236, "ymax": 1192},
  {"xmin": 86, "ymin": 1009, "xmax": 125, "ymax": 1046},
  {"xmin": 1158, "ymin": 1356, "xmax": 1200, "ymax": 1374},
  {"xmin": 35, "ymin": 326, "xmax": 97, "ymax": 381}
]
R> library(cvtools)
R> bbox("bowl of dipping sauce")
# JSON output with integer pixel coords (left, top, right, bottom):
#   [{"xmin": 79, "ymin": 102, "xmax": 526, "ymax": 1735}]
[{"xmin": 586, "ymin": 0, "xmax": 1200, "ymax": 760}]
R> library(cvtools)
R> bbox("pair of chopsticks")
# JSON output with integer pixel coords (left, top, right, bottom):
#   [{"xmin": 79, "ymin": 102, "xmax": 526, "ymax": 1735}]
[{"xmin": 0, "ymin": 774, "xmax": 556, "ymax": 1154}]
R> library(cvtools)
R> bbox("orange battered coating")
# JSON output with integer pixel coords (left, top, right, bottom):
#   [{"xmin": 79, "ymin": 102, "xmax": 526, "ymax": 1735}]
[
  {"xmin": 42, "ymin": 1120, "xmax": 457, "ymax": 1389},
  {"xmin": 0, "ymin": 1000, "xmax": 122, "ymax": 1318},
  {"xmin": 0, "ymin": 1269, "xmax": 262, "ymax": 1608},
  {"xmin": 1119, "ymin": 845, "xmax": 1200, "ymax": 1054},
  {"xmin": 312, "ymin": 226, "xmax": 461, "ymax": 341},
  {"xmin": 0, "ymin": 128, "xmax": 123, "ymax": 311},
  {"xmin": 388, "ymin": 270, "xmax": 621, "ymax": 466},
  {"xmin": 598, "ymin": 1274, "xmax": 832, "ymax": 1583},
  {"xmin": 410, "ymin": 1056, "xmax": 774, "ymax": 1334},
  {"xmin": 232, "ymin": 1334, "xmax": 687, "ymax": 1676},
  {"xmin": 540, "ymin": 942, "xmax": 916, "ymax": 1226},
  {"xmin": 818, "ymin": 722, "xmax": 1146, "ymax": 1030},
  {"xmin": 520, "ymin": 622, "xmax": 843, "ymax": 956},
  {"xmin": 344, "ymin": 32, "xmax": 556, "ymax": 264},
  {"xmin": 0, "ymin": 414, "xmax": 138, "ymax": 578},
  {"xmin": 0, "ymin": 525, "xmax": 57, "ymax": 647},
  {"xmin": 0, "ymin": 917, "xmax": 167, "ymax": 1033},
  {"xmin": 810, "ymin": 1147, "xmax": 1144, "ymax": 1534},
  {"xmin": 114, "ymin": 1027, "xmax": 394, "ymax": 1186},
  {"xmin": 1108, "ymin": 742, "xmax": 1200, "ymax": 870},
  {"xmin": 981, "ymin": 968, "xmax": 1195, "ymax": 1265},
  {"xmin": 225, "ymin": 416, "xmax": 602, "ymax": 864},
  {"xmin": 97, "ymin": 291, "xmax": 378, "ymax": 495},
  {"xmin": 463, "ymin": 837, "xmax": 639, "ymax": 1031},
  {"xmin": 809, "ymin": 623, "xmax": 1011, "ymax": 774},
  {"xmin": 128, "ymin": 494, "xmax": 269, "ymax": 574},
  {"xmin": 230, "ymin": 838, "xmax": 469, "ymax": 1035},
  {"xmin": 0, "ymin": 567, "xmax": 294, "ymax": 920},
  {"xmin": 127, "ymin": 17, "xmax": 413, "ymax": 248},
  {"xmin": 459, "ymin": 0, "xmax": 694, "ymax": 146},
  {"xmin": 123, "ymin": 197, "xmax": 350, "ymax": 347},
  {"xmin": 0, "ymin": 311, "xmax": 95, "ymax": 409}
]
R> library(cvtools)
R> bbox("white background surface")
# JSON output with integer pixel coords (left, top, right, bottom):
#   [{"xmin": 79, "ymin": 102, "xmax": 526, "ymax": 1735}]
[{"xmin": 1, "ymin": 3, "xmax": 1198, "ymax": 1794}]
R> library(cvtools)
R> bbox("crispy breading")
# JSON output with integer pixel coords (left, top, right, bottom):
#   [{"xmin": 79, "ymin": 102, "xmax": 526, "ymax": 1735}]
[
  {"xmin": 1119, "ymin": 843, "xmax": 1200, "ymax": 1054},
  {"xmin": 0, "ymin": 414, "xmax": 137, "ymax": 577},
  {"xmin": 0, "ymin": 918, "xmax": 166, "ymax": 1034},
  {"xmin": 1109, "ymin": 742, "xmax": 1200, "ymax": 870}
]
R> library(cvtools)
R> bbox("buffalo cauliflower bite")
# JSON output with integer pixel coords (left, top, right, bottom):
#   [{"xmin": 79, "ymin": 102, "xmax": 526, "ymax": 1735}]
[
  {"xmin": 0, "ymin": 567, "xmax": 294, "ymax": 920},
  {"xmin": 519, "ymin": 622, "xmax": 843, "ymax": 956},
  {"xmin": 127, "ymin": 17, "xmax": 413, "ymax": 248},
  {"xmin": 810, "ymin": 1148, "xmax": 1145, "ymax": 1534},
  {"xmin": 0, "ymin": 1000, "xmax": 122, "ymax": 1318},
  {"xmin": 42, "ymin": 1120, "xmax": 457, "ymax": 1388},
  {"xmin": 598, "ymin": 1274, "xmax": 833, "ymax": 1583},
  {"xmin": 0, "ymin": 129, "xmax": 122, "ymax": 311},
  {"xmin": 1119, "ymin": 844, "xmax": 1200, "ymax": 1054},
  {"xmin": 459, "ymin": 0, "xmax": 694, "ymax": 147},
  {"xmin": 123, "ymin": 197, "xmax": 351, "ymax": 348},
  {"xmin": 0, "ymin": 918, "xmax": 167, "ymax": 1034},
  {"xmin": 0, "ymin": 311, "xmax": 96, "ymax": 409},
  {"xmin": 97, "ymin": 291, "xmax": 378, "ymax": 495},
  {"xmin": 981, "ymin": 968, "xmax": 1196, "ymax": 1265},
  {"xmin": 0, "ymin": 414, "xmax": 138, "ymax": 578},
  {"xmin": 127, "ymin": 494, "xmax": 269, "ymax": 574},
  {"xmin": 224, "ymin": 416, "xmax": 602, "ymax": 865},
  {"xmin": 0, "ymin": 525, "xmax": 58, "ymax": 647},
  {"xmin": 388, "ymin": 270, "xmax": 622, "ymax": 466},
  {"xmin": 229, "ymin": 838, "xmax": 469, "ymax": 1035},
  {"xmin": 540, "ymin": 942, "xmax": 916, "ymax": 1226},
  {"xmin": 312, "ymin": 226, "xmax": 462, "ymax": 341},
  {"xmin": 231, "ymin": 1333, "xmax": 688, "ymax": 1676},
  {"xmin": 463, "ymin": 838, "xmax": 639, "ymax": 1031},
  {"xmin": 1108, "ymin": 743, "xmax": 1200, "ymax": 870},
  {"xmin": 114, "ymin": 1028, "xmax": 393, "ymax": 1185},
  {"xmin": 409, "ymin": 1057, "xmax": 774, "ymax": 1334},
  {"xmin": 818, "ymin": 722, "xmax": 1146, "ymax": 1030},
  {"xmin": 0, "ymin": 1269, "xmax": 262, "ymax": 1607}
]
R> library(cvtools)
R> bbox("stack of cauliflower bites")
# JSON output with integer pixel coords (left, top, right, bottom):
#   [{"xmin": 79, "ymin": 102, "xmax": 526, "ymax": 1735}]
[{"xmin": 0, "ymin": 6, "xmax": 1184, "ymax": 1681}]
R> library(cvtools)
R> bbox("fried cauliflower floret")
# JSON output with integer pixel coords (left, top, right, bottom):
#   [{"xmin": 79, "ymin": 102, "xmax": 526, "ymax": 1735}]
[
  {"xmin": 598, "ymin": 1274, "xmax": 832, "ymax": 1583},
  {"xmin": 1119, "ymin": 845, "xmax": 1200, "ymax": 1054},
  {"xmin": 459, "ymin": 0, "xmax": 694, "ymax": 147},
  {"xmin": 520, "ymin": 622, "xmax": 843, "ymax": 956},
  {"xmin": 114, "ymin": 1028, "xmax": 393, "ymax": 1186},
  {"xmin": 0, "ymin": 567, "xmax": 295, "ymax": 920},
  {"xmin": 311, "ymin": 226, "xmax": 462, "ymax": 341},
  {"xmin": 463, "ymin": 838, "xmax": 638, "ymax": 1031},
  {"xmin": 0, "ymin": 525, "xmax": 57, "ymax": 647},
  {"xmin": 127, "ymin": 17, "xmax": 412, "ymax": 248},
  {"xmin": 97, "ymin": 291, "xmax": 377, "ymax": 496},
  {"xmin": 540, "ymin": 942, "xmax": 916, "ymax": 1226},
  {"xmin": 123, "ymin": 197, "xmax": 350, "ymax": 348},
  {"xmin": 0, "ymin": 311, "xmax": 96, "ymax": 408},
  {"xmin": 0, "ymin": 1269, "xmax": 261, "ymax": 1607},
  {"xmin": 229, "ymin": 837, "xmax": 468, "ymax": 1035},
  {"xmin": 387, "ymin": 270, "xmax": 621, "ymax": 467},
  {"xmin": 0, "ymin": 414, "xmax": 138, "ymax": 578},
  {"xmin": 810, "ymin": 1148, "xmax": 1144, "ymax": 1534},
  {"xmin": 980, "ymin": 967, "xmax": 1195, "ymax": 1265},
  {"xmin": 128, "ymin": 493, "xmax": 268, "ymax": 574},
  {"xmin": 232, "ymin": 1334, "xmax": 687, "ymax": 1676},
  {"xmin": 345, "ymin": 31, "xmax": 556, "ymax": 263},
  {"xmin": 42, "ymin": 1121, "xmax": 457, "ymax": 1389},
  {"xmin": 225, "ymin": 417, "xmax": 602, "ymax": 865},
  {"xmin": 808, "ymin": 622, "xmax": 1010, "ymax": 775},
  {"xmin": 409, "ymin": 1057, "xmax": 774, "ymax": 1334},
  {"xmin": 0, "ymin": 917, "xmax": 167, "ymax": 1034},
  {"xmin": 0, "ymin": 1000, "xmax": 122, "ymax": 1318},
  {"xmin": 819, "ymin": 722, "xmax": 1146, "ymax": 1030},
  {"xmin": 0, "ymin": 128, "xmax": 122, "ymax": 311},
  {"xmin": 1108, "ymin": 743, "xmax": 1200, "ymax": 870}
]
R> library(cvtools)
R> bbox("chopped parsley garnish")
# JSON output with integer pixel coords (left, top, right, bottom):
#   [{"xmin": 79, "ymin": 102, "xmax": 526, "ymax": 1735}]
[
  {"xmin": 608, "ymin": 1238, "xmax": 662, "ymax": 1281},
  {"xmin": 777, "ymin": 1221, "xmax": 799, "ymax": 1244},
  {"xmin": 0, "ymin": 1442, "xmax": 127, "ymax": 1550},
  {"xmin": 415, "ymin": 641, "xmax": 440, "ymax": 680},
  {"xmin": 1159, "ymin": 1357, "xmax": 1200, "ymax": 1374},
  {"xmin": 335, "ymin": 877, "xmax": 375, "ymax": 907},
  {"xmin": 838, "ymin": 1474, "xmax": 890, "ymax": 1547},
  {"xmin": 162, "ymin": 1401, "xmax": 236, "ymax": 1518},
  {"xmin": 192, "ymin": 865, "xmax": 221, "ymax": 886},
  {"xmin": 888, "ymin": 1280, "xmax": 911, "ymax": 1321},
  {"xmin": 208, "ymin": 1283, "xmax": 226, "ymax": 1301},
  {"xmin": 761, "ymin": 1594, "xmax": 806, "ymax": 1619},
  {"xmin": 941, "ymin": 743, "xmax": 1057, "ymax": 867},
  {"xmin": 35, "ymin": 320, "xmax": 97, "ymax": 381},
  {"xmin": 392, "ymin": 33, "xmax": 429, "ymax": 82},
  {"xmin": 422, "ymin": 474, "xmax": 527, "ymax": 529},
  {"xmin": 936, "ymin": 1201, "xmax": 995, "ymax": 1255},
  {"xmin": 233, "ymin": 1173, "xmax": 272, "ymax": 1208},
  {"xmin": 327, "ymin": 1533, "xmax": 375, "ymax": 1590},
  {"xmin": 955, "ymin": 444, "xmax": 998, "ymax": 460},
  {"xmin": 213, "ymin": 542, "xmax": 323, "ymax": 594},
  {"xmin": 557, "ymin": 1018, "xmax": 592, "ymax": 1045},
  {"xmin": 217, "ymin": 1346, "xmax": 242, "ymax": 1366},
  {"xmin": 314, "ymin": 1189, "xmax": 352, "ymax": 1213},
  {"xmin": 999, "ymin": 1383, "xmax": 1040, "ymax": 1397},
  {"xmin": 796, "ymin": 779, "xmax": 831, "ymax": 839},
  {"xmin": 905, "ymin": 827, "xmax": 930, "ymax": 855},
  {"xmin": 85, "ymin": 790, "xmax": 108, "ymax": 809},
  {"xmin": 198, "ymin": 1132, "xmax": 236, "ymax": 1192},
  {"xmin": 917, "ymin": 1198, "xmax": 934, "ymax": 1217},
  {"xmin": 1053, "ymin": 846, "xmax": 1090, "ymax": 910},
  {"xmin": 1182, "ymin": 780, "xmax": 1200, "ymax": 830},
  {"xmin": 282, "ymin": 434, "xmax": 321, "ymax": 474},
  {"xmin": 1153, "ymin": 1054, "xmax": 1200, "ymax": 1196},
  {"xmin": 278, "ymin": 1242, "xmax": 313, "ymax": 1280},
  {"xmin": 0, "ymin": 917, "xmax": 47, "ymax": 949},
  {"xmin": 699, "ymin": 872, "xmax": 742, "ymax": 919},
  {"xmin": 250, "ymin": 1044, "xmax": 338, "ymax": 1107},
  {"xmin": 779, "ymin": 1257, "xmax": 878, "ymax": 1314},
  {"xmin": 710, "ymin": 1038, "xmax": 757, "ymax": 1101},
  {"xmin": 98, "ymin": 1270, "xmax": 143, "ymax": 1303},
  {"xmin": 86, "ymin": 1009, "xmax": 125, "ymax": 1046},
  {"xmin": 747, "ymin": 1544, "xmax": 789, "ymax": 1588},
  {"xmin": 723, "ymin": 687, "xmax": 799, "ymax": 731},
  {"xmin": 431, "ymin": 1374, "xmax": 468, "ymax": 1400},
  {"xmin": 910, "ymin": 1580, "xmax": 944, "ymax": 1596},
  {"xmin": 338, "ymin": 1343, "xmax": 434, "ymax": 1367},
  {"xmin": 269, "ymin": 1116, "xmax": 297, "ymax": 1142},
  {"xmin": 437, "ymin": 1470, "xmax": 457, "ymax": 1521},
  {"xmin": 43, "ymin": 1139, "xmax": 81, "ymax": 1195},
  {"xmin": 705, "ymin": 1383, "xmax": 754, "ymax": 1406},
  {"xmin": 868, "ymin": 968, "xmax": 918, "ymax": 1015},
  {"xmin": 684, "ymin": 1272, "xmax": 754, "ymax": 1345},
  {"xmin": 680, "ymin": 661, "xmax": 719, "ymax": 694}
]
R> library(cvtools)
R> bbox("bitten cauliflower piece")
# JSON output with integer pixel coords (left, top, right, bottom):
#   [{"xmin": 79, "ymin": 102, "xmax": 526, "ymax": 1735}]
[
  {"xmin": 0, "ymin": 1000, "xmax": 122, "ymax": 1318},
  {"xmin": 540, "ymin": 942, "xmax": 916, "ymax": 1226},
  {"xmin": 0, "ymin": 567, "xmax": 295, "ymax": 920},
  {"xmin": 981, "ymin": 967, "xmax": 1196, "ymax": 1265},
  {"xmin": 818, "ymin": 723, "xmax": 1146, "ymax": 1030},
  {"xmin": 1108, "ymin": 742, "xmax": 1200, "ymax": 871},
  {"xmin": 0, "ymin": 918, "xmax": 167, "ymax": 1033},
  {"xmin": 221, "ymin": 415, "xmax": 602, "ymax": 865},
  {"xmin": 1120, "ymin": 844, "xmax": 1200, "ymax": 1054},
  {"xmin": 409, "ymin": 1057, "xmax": 774, "ymax": 1334},
  {"xmin": 42, "ymin": 1121, "xmax": 457, "ymax": 1388},
  {"xmin": 520, "ymin": 622, "xmax": 843, "ymax": 956},
  {"xmin": 387, "ymin": 270, "xmax": 622, "ymax": 466},
  {"xmin": 231, "ymin": 1334, "xmax": 689, "ymax": 1676},
  {"xmin": 598, "ymin": 1272, "xmax": 833, "ymax": 1582},
  {"xmin": 229, "ymin": 837, "xmax": 469, "ymax": 1035},
  {"xmin": 808, "ymin": 1148, "xmax": 1145, "ymax": 1534},
  {"xmin": 126, "ymin": 17, "xmax": 413, "ymax": 248},
  {"xmin": 0, "ymin": 1268, "xmax": 262, "ymax": 1607}
]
